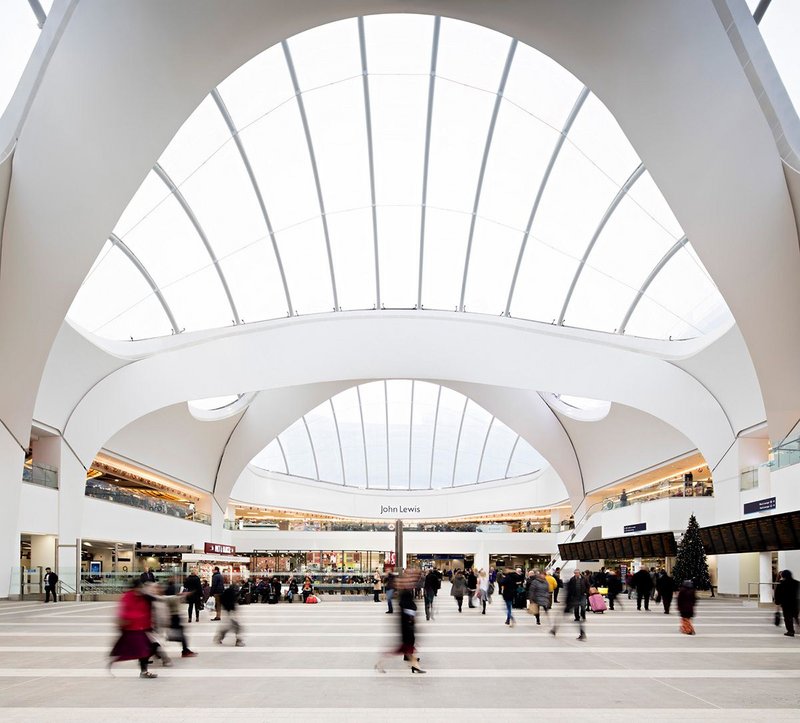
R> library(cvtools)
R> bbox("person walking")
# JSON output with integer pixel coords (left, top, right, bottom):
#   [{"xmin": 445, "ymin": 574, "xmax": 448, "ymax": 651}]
[
  {"xmin": 633, "ymin": 566, "xmax": 653, "ymax": 611},
  {"xmin": 478, "ymin": 569, "xmax": 490, "ymax": 615},
  {"xmin": 467, "ymin": 568, "xmax": 478, "ymax": 609},
  {"xmin": 552, "ymin": 567, "xmax": 563, "ymax": 604},
  {"xmin": 43, "ymin": 567, "xmax": 58, "ymax": 603},
  {"xmin": 656, "ymin": 570, "xmax": 675, "ymax": 614},
  {"xmin": 774, "ymin": 569, "xmax": 799, "ymax": 637},
  {"xmin": 527, "ymin": 570, "xmax": 551, "ymax": 626},
  {"xmin": 385, "ymin": 571, "xmax": 396, "ymax": 614},
  {"xmin": 163, "ymin": 578, "xmax": 197, "ymax": 658},
  {"xmin": 183, "ymin": 568, "xmax": 203, "ymax": 623},
  {"xmin": 375, "ymin": 570, "xmax": 425, "ymax": 674},
  {"xmin": 109, "ymin": 579, "xmax": 158, "ymax": 678},
  {"xmin": 552, "ymin": 569, "xmax": 587, "ymax": 640},
  {"xmin": 209, "ymin": 566, "xmax": 224, "ymax": 621},
  {"xmin": 606, "ymin": 570, "xmax": 622, "ymax": 610},
  {"xmin": 451, "ymin": 569, "xmax": 467, "ymax": 612},
  {"xmin": 677, "ymin": 579, "xmax": 697, "ymax": 635},
  {"xmin": 423, "ymin": 568, "xmax": 440, "ymax": 621},
  {"xmin": 214, "ymin": 582, "xmax": 245, "ymax": 647},
  {"xmin": 500, "ymin": 567, "xmax": 521, "ymax": 626},
  {"xmin": 372, "ymin": 569, "xmax": 383, "ymax": 603}
]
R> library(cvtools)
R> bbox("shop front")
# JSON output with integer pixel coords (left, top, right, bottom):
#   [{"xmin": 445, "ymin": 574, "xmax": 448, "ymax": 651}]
[{"xmin": 182, "ymin": 543, "xmax": 250, "ymax": 585}]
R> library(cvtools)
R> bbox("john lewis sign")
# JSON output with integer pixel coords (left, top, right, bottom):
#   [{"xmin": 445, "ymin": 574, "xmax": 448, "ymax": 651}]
[{"xmin": 380, "ymin": 504, "xmax": 421, "ymax": 515}]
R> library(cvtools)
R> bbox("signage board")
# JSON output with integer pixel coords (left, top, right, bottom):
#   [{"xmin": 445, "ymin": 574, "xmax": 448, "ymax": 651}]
[
  {"xmin": 743, "ymin": 497, "xmax": 776, "ymax": 515},
  {"xmin": 624, "ymin": 522, "xmax": 647, "ymax": 534},
  {"xmin": 204, "ymin": 542, "xmax": 236, "ymax": 555}
]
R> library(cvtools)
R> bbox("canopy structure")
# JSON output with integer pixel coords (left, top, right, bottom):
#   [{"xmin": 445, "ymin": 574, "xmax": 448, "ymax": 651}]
[{"xmin": 67, "ymin": 14, "xmax": 730, "ymax": 343}]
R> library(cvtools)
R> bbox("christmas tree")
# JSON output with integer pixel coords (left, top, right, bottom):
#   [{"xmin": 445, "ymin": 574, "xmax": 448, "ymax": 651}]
[{"xmin": 672, "ymin": 514, "xmax": 712, "ymax": 590}]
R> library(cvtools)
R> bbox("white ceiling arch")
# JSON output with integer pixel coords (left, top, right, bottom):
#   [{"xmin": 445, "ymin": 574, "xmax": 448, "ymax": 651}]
[
  {"xmin": 60, "ymin": 311, "xmax": 734, "ymax": 511},
  {"xmin": 1, "ymin": 0, "xmax": 798, "ymax": 465}
]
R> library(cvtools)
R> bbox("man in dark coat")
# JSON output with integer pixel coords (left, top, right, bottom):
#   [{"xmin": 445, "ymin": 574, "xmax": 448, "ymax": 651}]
[
  {"xmin": 553, "ymin": 569, "xmax": 587, "ymax": 640},
  {"xmin": 606, "ymin": 570, "xmax": 622, "ymax": 610},
  {"xmin": 500, "ymin": 568, "xmax": 521, "ymax": 626},
  {"xmin": 209, "ymin": 566, "xmax": 224, "ymax": 621},
  {"xmin": 656, "ymin": 571, "xmax": 676, "ymax": 614},
  {"xmin": 775, "ymin": 570, "xmax": 799, "ymax": 637},
  {"xmin": 632, "ymin": 567, "xmax": 653, "ymax": 611},
  {"xmin": 423, "ymin": 568, "xmax": 440, "ymax": 621},
  {"xmin": 44, "ymin": 567, "xmax": 58, "ymax": 603},
  {"xmin": 183, "ymin": 569, "xmax": 203, "ymax": 623},
  {"xmin": 466, "ymin": 569, "xmax": 478, "ymax": 608}
]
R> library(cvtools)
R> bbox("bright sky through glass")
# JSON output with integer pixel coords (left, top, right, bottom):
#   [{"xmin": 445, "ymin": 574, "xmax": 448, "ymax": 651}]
[
  {"xmin": 68, "ymin": 14, "xmax": 734, "ymax": 342},
  {"xmin": 251, "ymin": 380, "xmax": 546, "ymax": 490}
]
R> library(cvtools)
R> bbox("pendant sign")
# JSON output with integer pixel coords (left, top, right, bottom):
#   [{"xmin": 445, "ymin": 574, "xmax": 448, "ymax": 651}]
[
  {"xmin": 743, "ymin": 497, "xmax": 776, "ymax": 515},
  {"xmin": 204, "ymin": 542, "xmax": 236, "ymax": 555},
  {"xmin": 624, "ymin": 522, "xmax": 647, "ymax": 533}
]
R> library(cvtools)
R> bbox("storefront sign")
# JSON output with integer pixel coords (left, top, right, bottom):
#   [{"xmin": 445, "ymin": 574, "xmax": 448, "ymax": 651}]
[
  {"xmin": 743, "ymin": 497, "xmax": 776, "ymax": 515},
  {"xmin": 380, "ymin": 504, "xmax": 421, "ymax": 515},
  {"xmin": 204, "ymin": 542, "xmax": 236, "ymax": 555},
  {"xmin": 624, "ymin": 522, "xmax": 647, "ymax": 533}
]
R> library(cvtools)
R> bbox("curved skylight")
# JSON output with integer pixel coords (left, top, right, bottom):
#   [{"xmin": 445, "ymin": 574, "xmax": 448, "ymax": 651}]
[
  {"xmin": 542, "ymin": 393, "xmax": 611, "ymax": 422},
  {"xmin": 0, "ymin": 0, "xmax": 49, "ymax": 119},
  {"xmin": 753, "ymin": 0, "xmax": 800, "ymax": 116},
  {"xmin": 68, "ymin": 14, "xmax": 731, "ymax": 342},
  {"xmin": 251, "ymin": 380, "xmax": 546, "ymax": 490},
  {"xmin": 188, "ymin": 395, "xmax": 239, "ymax": 411}
]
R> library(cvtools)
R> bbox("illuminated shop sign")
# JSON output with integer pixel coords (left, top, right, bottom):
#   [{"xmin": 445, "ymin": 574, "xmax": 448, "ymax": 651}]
[{"xmin": 204, "ymin": 542, "xmax": 236, "ymax": 555}]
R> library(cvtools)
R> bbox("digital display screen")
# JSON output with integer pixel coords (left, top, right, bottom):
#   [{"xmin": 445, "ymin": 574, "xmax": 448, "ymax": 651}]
[
  {"xmin": 696, "ymin": 512, "xmax": 800, "ymax": 555},
  {"xmin": 558, "ymin": 532, "xmax": 678, "ymax": 561}
]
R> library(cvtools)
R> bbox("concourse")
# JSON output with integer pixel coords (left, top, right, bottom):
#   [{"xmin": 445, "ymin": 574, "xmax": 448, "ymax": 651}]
[{"xmin": 1, "ymin": 0, "xmax": 800, "ymax": 719}]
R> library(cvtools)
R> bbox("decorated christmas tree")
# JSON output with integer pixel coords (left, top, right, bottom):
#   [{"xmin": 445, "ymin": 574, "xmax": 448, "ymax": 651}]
[{"xmin": 672, "ymin": 514, "xmax": 712, "ymax": 590}]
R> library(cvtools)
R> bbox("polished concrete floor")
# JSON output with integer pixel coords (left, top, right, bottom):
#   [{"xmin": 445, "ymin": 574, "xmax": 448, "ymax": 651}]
[{"xmin": 0, "ymin": 593, "xmax": 798, "ymax": 721}]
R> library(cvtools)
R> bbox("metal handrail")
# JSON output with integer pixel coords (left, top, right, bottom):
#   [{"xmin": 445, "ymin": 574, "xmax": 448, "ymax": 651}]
[{"xmin": 746, "ymin": 581, "xmax": 777, "ymax": 601}]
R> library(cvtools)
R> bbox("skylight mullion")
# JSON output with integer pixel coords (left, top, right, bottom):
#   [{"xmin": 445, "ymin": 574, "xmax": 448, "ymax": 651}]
[
  {"xmin": 210, "ymin": 89, "xmax": 294, "ymax": 317},
  {"xmin": 329, "ymin": 399, "xmax": 346, "ymax": 486},
  {"xmin": 301, "ymin": 416, "xmax": 320, "ymax": 480},
  {"xmin": 282, "ymin": 41, "xmax": 340, "ymax": 311},
  {"xmin": 428, "ymin": 385, "xmax": 442, "ymax": 490},
  {"xmin": 450, "ymin": 397, "xmax": 470, "ymax": 487},
  {"xmin": 458, "ymin": 39, "xmax": 517, "ymax": 312},
  {"xmin": 504, "ymin": 86, "xmax": 590, "ymax": 316},
  {"xmin": 618, "ymin": 235, "xmax": 688, "ymax": 334},
  {"xmin": 476, "ymin": 416, "xmax": 496, "ymax": 483},
  {"xmin": 408, "ymin": 380, "xmax": 415, "ymax": 490},
  {"xmin": 276, "ymin": 437, "xmax": 289, "ymax": 475},
  {"xmin": 504, "ymin": 435, "xmax": 521, "ymax": 478},
  {"xmin": 417, "ymin": 16, "xmax": 441, "ymax": 309},
  {"xmin": 153, "ymin": 163, "xmax": 241, "ymax": 324},
  {"xmin": 357, "ymin": 17, "xmax": 381, "ymax": 310},
  {"xmin": 558, "ymin": 163, "xmax": 644, "ymax": 326},
  {"xmin": 109, "ymin": 233, "xmax": 180, "ymax": 334},
  {"xmin": 27, "ymin": 0, "xmax": 46, "ymax": 28},
  {"xmin": 356, "ymin": 386, "xmax": 369, "ymax": 489},
  {"xmin": 384, "ymin": 380, "xmax": 390, "ymax": 489}
]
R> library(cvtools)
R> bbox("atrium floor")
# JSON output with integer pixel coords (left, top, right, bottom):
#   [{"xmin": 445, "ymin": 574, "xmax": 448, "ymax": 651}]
[{"xmin": 0, "ymin": 594, "xmax": 797, "ymax": 721}]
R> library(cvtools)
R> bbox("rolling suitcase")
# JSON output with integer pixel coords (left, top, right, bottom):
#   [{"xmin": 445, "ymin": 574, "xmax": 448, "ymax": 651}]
[
  {"xmin": 514, "ymin": 589, "xmax": 527, "ymax": 610},
  {"xmin": 588, "ymin": 593, "xmax": 606, "ymax": 613}
]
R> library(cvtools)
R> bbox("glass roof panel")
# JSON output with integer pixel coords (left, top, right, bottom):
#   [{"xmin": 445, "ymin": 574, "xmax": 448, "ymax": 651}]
[
  {"xmin": 189, "ymin": 395, "xmax": 239, "ymax": 411},
  {"xmin": 478, "ymin": 422, "xmax": 518, "ymax": 482},
  {"xmin": 328, "ymin": 208, "xmax": 377, "ymax": 310},
  {"xmin": 160, "ymin": 264, "xmax": 235, "ymax": 333},
  {"xmin": 157, "ymin": 95, "xmax": 231, "ymax": 187},
  {"xmin": 70, "ymin": 13, "xmax": 728, "ymax": 342},
  {"xmin": 387, "ymin": 380, "xmax": 412, "ymax": 488},
  {"xmin": 453, "ymin": 401, "xmax": 492, "ymax": 486},
  {"xmin": 359, "ymin": 381, "xmax": 389, "ymax": 488},
  {"xmin": 331, "ymin": 388, "xmax": 367, "ymax": 487},
  {"xmin": 97, "ymin": 294, "xmax": 174, "ymax": 341},
  {"xmin": 625, "ymin": 245, "xmax": 732, "ymax": 339},
  {"xmin": 176, "ymin": 138, "xmax": 265, "ymax": 260},
  {"xmin": 274, "ymin": 218, "xmax": 335, "ymax": 314},
  {"xmin": 507, "ymin": 439, "xmax": 545, "ymax": 478},
  {"xmin": 251, "ymin": 381, "xmax": 548, "ymax": 490},
  {"xmin": 252, "ymin": 439, "xmax": 288, "ymax": 475},
  {"xmin": 218, "ymin": 239, "xmax": 289, "ymax": 323},
  {"xmin": 0, "ymin": 0, "xmax": 41, "ymax": 119},
  {"xmin": 279, "ymin": 420, "xmax": 317, "ymax": 479},
  {"xmin": 305, "ymin": 404, "xmax": 344, "ymax": 485},
  {"xmin": 421, "ymin": 207, "xmax": 471, "ymax": 310}
]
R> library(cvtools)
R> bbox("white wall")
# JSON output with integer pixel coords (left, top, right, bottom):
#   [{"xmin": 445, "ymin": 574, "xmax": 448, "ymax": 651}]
[
  {"xmin": 18, "ymin": 483, "xmax": 58, "ymax": 535},
  {"xmin": 600, "ymin": 497, "xmax": 717, "ymax": 537}
]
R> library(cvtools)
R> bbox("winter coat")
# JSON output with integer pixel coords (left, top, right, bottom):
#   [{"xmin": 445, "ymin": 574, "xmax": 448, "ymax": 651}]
[
  {"xmin": 117, "ymin": 589, "xmax": 152, "ymax": 631},
  {"xmin": 775, "ymin": 577, "xmax": 799, "ymax": 615},
  {"xmin": 656, "ymin": 573, "xmax": 676, "ymax": 598},
  {"xmin": 677, "ymin": 585, "xmax": 696, "ymax": 618},
  {"xmin": 210, "ymin": 571, "xmax": 225, "ymax": 595},
  {"xmin": 632, "ymin": 569, "xmax": 653, "ymax": 593},
  {"xmin": 565, "ymin": 575, "xmax": 588, "ymax": 610},
  {"xmin": 451, "ymin": 574, "xmax": 467, "ymax": 597},
  {"xmin": 528, "ymin": 576, "xmax": 551, "ymax": 607}
]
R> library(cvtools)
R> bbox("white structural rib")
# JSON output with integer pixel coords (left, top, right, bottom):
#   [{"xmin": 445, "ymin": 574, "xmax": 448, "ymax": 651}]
[
  {"xmin": 408, "ymin": 380, "xmax": 415, "ymax": 490},
  {"xmin": 357, "ymin": 17, "xmax": 381, "ymax": 309},
  {"xmin": 301, "ymin": 416, "xmax": 320, "ymax": 480},
  {"xmin": 475, "ymin": 416, "xmax": 495, "ymax": 483},
  {"xmin": 459, "ymin": 39, "xmax": 517, "ymax": 312},
  {"xmin": 282, "ymin": 41, "xmax": 339, "ymax": 311},
  {"xmin": 210, "ymin": 88, "xmax": 293, "ymax": 316},
  {"xmin": 417, "ymin": 16, "xmax": 441, "ymax": 309},
  {"xmin": 557, "ymin": 163, "xmax": 645, "ymax": 326},
  {"xmin": 27, "ymin": 0, "xmax": 46, "ymax": 27},
  {"xmin": 153, "ymin": 163, "xmax": 241, "ymax": 324},
  {"xmin": 504, "ymin": 87, "xmax": 590, "ymax": 316},
  {"xmin": 109, "ymin": 233, "xmax": 180, "ymax": 334},
  {"xmin": 450, "ymin": 396, "xmax": 470, "ymax": 487},
  {"xmin": 618, "ymin": 235, "xmax": 688, "ymax": 334},
  {"xmin": 384, "ymin": 380, "xmax": 390, "ymax": 489},
  {"xmin": 504, "ymin": 435, "xmax": 521, "ymax": 478},
  {"xmin": 276, "ymin": 437, "xmax": 289, "ymax": 475},
  {"xmin": 428, "ymin": 385, "xmax": 442, "ymax": 489},
  {"xmin": 356, "ymin": 386, "xmax": 369, "ymax": 489},
  {"xmin": 329, "ymin": 399, "xmax": 346, "ymax": 486}
]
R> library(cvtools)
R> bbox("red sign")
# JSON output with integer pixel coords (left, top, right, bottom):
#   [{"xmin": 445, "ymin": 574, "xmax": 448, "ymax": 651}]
[{"xmin": 204, "ymin": 542, "xmax": 236, "ymax": 555}]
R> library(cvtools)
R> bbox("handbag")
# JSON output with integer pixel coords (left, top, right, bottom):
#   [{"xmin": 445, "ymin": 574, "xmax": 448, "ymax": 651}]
[
  {"xmin": 197, "ymin": 599, "xmax": 205, "ymax": 611},
  {"xmin": 774, "ymin": 610, "xmax": 782, "ymax": 627}
]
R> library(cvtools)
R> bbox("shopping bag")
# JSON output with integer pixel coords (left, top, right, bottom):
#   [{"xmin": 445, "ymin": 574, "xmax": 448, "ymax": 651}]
[{"xmin": 774, "ymin": 610, "xmax": 782, "ymax": 627}]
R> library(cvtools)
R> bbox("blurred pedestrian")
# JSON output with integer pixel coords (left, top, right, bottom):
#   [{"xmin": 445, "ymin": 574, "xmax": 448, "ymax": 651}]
[
  {"xmin": 656, "ymin": 571, "xmax": 675, "ymax": 614},
  {"xmin": 183, "ymin": 568, "xmax": 203, "ymax": 623},
  {"xmin": 677, "ymin": 579, "xmax": 696, "ymax": 635},
  {"xmin": 163, "ymin": 578, "xmax": 197, "ymax": 658},
  {"xmin": 214, "ymin": 582, "xmax": 245, "ymax": 647},
  {"xmin": 451, "ymin": 569, "xmax": 467, "ymax": 612},
  {"xmin": 500, "ymin": 567, "xmax": 521, "ymax": 626},
  {"xmin": 478, "ymin": 569, "xmax": 489, "ymax": 615},
  {"xmin": 209, "ymin": 566, "xmax": 224, "ymax": 621},
  {"xmin": 607, "ymin": 570, "xmax": 622, "ymax": 610},
  {"xmin": 424, "ymin": 568, "xmax": 440, "ymax": 621},
  {"xmin": 109, "ymin": 579, "xmax": 159, "ymax": 678},
  {"xmin": 774, "ymin": 570, "xmax": 799, "ymax": 637},
  {"xmin": 552, "ymin": 569, "xmax": 587, "ymax": 640},
  {"xmin": 633, "ymin": 566, "xmax": 653, "ymax": 611},
  {"xmin": 467, "ymin": 568, "xmax": 478, "ymax": 609},
  {"xmin": 527, "ymin": 570, "xmax": 551, "ymax": 626},
  {"xmin": 552, "ymin": 567, "xmax": 563, "ymax": 604},
  {"xmin": 375, "ymin": 569, "xmax": 425, "ymax": 674},
  {"xmin": 385, "ymin": 571, "xmax": 396, "ymax": 614}
]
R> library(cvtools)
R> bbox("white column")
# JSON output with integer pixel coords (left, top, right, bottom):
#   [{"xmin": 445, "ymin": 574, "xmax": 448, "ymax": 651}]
[
  {"xmin": 0, "ymin": 428, "xmax": 24, "ymax": 598},
  {"xmin": 759, "ymin": 551, "xmax": 773, "ymax": 603},
  {"xmin": 57, "ymin": 447, "xmax": 88, "ymax": 598}
]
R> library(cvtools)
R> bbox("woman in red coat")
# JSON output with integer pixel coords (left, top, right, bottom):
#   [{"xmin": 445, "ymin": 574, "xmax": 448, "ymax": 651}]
[
  {"xmin": 677, "ymin": 579, "xmax": 697, "ymax": 635},
  {"xmin": 109, "ymin": 579, "xmax": 158, "ymax": 678}
]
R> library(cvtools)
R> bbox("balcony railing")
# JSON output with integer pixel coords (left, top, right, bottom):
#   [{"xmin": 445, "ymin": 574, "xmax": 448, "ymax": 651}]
[
  {"xmin": 22, "ymin": 462, "xmax": 58, "ymax": 489},
  {"xmin": 85, "ymin": 478, "xmax": 210, "ymax": 524},
  {"xmin": 769, "ymin": 437, "xmax": 800, "ymax": 472},
  {"xmin": 230, "ymin": 519, "xmax": 558, "ymax": 533}
]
